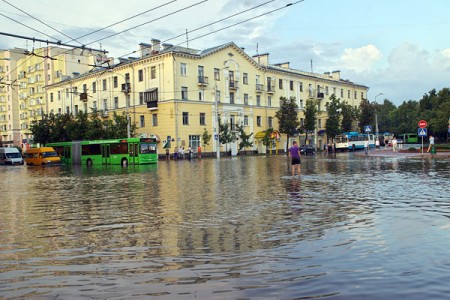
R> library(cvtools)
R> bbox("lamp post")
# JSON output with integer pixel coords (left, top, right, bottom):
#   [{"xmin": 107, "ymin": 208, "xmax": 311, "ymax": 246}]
[
  {"xmin": 374, "ymin": 93, "xmax": 384, "ymax": 140},
  {"xmin": 214, "ymin": 67, "xmax": 229, "ymax": 158}
]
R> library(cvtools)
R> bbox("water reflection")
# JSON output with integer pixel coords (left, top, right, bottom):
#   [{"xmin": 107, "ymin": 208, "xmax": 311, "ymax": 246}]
[{"xmin": 1, "ymin": 154, "xmax": 450, "ymax": 299}]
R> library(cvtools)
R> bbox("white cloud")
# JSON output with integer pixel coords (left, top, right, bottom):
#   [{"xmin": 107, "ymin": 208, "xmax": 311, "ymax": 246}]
[{"xmin": 340, "ymin": 44, "xmax": 382, "ymax": 73}]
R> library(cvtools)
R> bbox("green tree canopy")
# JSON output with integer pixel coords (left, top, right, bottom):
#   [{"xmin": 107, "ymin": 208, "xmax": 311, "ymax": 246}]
[
  {"xmin": 325, "ymin": 94, "xmax": 341, "ymax": 140},
  {"xmin": 358, "ymin": 98, "xmax": 375, "ymax": 133},
  {"xmin": 303, "ymin": 99, "xmax": 317, "ymax": 144}
]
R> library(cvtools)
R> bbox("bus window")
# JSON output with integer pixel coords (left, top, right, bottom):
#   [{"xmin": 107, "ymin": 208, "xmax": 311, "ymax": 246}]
[
  {"xmin": 82, "ymin": 144, "xmax": 101, "ymax": 155},
  {"xmin": 110, "ymin": 143, "xmax": 128, "ymax": 154}
]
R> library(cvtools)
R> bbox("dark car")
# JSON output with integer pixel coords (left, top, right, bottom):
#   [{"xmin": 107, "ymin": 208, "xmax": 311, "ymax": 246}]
[{"xmin": 300, "ymin": 145, "xmax": 315, "ymax": 156}]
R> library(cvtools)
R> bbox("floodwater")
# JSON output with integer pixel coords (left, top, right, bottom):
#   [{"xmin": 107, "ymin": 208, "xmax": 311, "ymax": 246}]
[{"xmin": 1, "ymin": 153, "xmax": 450, "ymax": 299}]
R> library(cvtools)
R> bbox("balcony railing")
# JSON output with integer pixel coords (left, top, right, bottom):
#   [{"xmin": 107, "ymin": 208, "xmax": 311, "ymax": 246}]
[
  {"xmin": 256, "ymin": 83, "xmax": 264, "ymax": 92},
  {"xmin": 267, "ymin": 84, "xmax": 275, "ymax": 93},
  {"xmin": 197, "ymin": 76, "xmax": 209, "ymax": 86},
  {"xmin": 229, "ymin": 80, "xmax": 239, "ymax": 89}
]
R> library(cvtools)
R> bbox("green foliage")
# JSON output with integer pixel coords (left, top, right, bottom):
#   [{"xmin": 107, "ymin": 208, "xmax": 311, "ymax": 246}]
[
  {"xmin": 236, "ymin": 124, "xmax": 253, "ymax": 150},
  {"xmin": 275, "ymin": 96, "xmax": 301, "ymax": 136},
  {"xmin": 358, "ymin": 98, "xmax": 375, "ymax": 132},
  {"xmin": 30, "ymin": 111, "xmax": 136, "ymax": 144},
  {"xmin": 302, "ymin": 99, "xmax": 317, "ymax": 143},
  {"xmin": 340, "ymin": 101, "xmax": 357, "ymax": 132},
  {"xmin": 325, "ymin": 94, "xmax": 341, "ymax": 140},
  {"xmin": 202, "ymin": 128, "xmax": 212, "ymax": 149},
  {"xmin": 261, "ymin": 128, "xmax": 274, "ymax": 147}
]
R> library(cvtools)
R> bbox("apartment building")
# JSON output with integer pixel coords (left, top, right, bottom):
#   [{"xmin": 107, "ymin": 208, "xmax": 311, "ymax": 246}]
[
  {"xmin": 0, "ymin": 46, "xmax": 107, "ymax": 147},
  {"xmin": 45, "ymin": 40, "xmax": 368, "ymax": 154}
]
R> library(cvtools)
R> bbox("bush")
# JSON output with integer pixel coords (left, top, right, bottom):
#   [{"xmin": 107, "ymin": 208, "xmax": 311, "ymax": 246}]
[{"xmin": 408, "ymin": 147, "xmax": 417, "ymax": 152}]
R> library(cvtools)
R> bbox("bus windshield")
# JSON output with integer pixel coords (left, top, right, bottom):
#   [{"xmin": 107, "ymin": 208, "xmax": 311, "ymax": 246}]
[
  {"xmin": 140, "ymin": 143, "xmax": 157, "ymax": 154},
  {"xmin": 42, "ymin": 151, "xmax": 58, "ymax": 158}
]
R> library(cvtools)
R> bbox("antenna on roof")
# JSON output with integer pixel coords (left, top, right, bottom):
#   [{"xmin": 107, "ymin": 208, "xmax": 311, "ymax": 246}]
[{"xmin": 186, "ymin": 29, "xmax": 189, "ymax": 48}]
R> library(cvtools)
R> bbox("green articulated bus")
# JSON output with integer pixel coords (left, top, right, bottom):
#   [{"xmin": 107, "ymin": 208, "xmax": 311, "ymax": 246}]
[{"xmin": 47, "ymin": 138, "xmax": 158, "ymax": 167}]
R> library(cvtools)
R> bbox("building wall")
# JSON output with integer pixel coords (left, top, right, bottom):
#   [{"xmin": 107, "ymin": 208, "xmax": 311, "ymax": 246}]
[{"xmin": 45, "ymin": 42, "xmax": 369, "ymax": 154}]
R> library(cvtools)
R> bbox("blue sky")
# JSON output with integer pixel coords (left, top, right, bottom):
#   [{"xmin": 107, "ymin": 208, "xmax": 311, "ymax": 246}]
[{"xmin": 1, "ymin": 0, "xmax": 449, "ymax": 105}]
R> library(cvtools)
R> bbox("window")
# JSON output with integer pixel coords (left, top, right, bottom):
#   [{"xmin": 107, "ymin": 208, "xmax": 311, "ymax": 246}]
[
  {"xmin": 140, "ymin": 115, "xmax": 145, "ymax": 127},
  {"xmin": 93, "ymin": 101, "xmax": 97, "ymax": 110},
  {"xmin": 341, "ymin": 89, "xmax": 344, "ymax": 98},
  {"xmin": 151, "ymin": 66, "xmax": 156, "ymax": 79},
  {"xmin": 361, "ymin": 92, "xmax": 364, "ymax": 99},
  {"xmin": 333, "ymin": 87, "xmax": 336, "ymax": 95},
  {"xmin": 102, "ymin": 79, "xmax": 107, "ymax": 91},
  {"xmin": 299, "ymin": 82, "xmax": 303, "ymax": 92},
  {"xmin": 257, "ymin": 116, "xmax": 262, "ymax": 127},
  {"xmin": 256, "ymin": 95, "xmax": 261, "ymax": 106},
  {"xmin": 198, "ymin": 91, "xmax": 203, "ymax": 101},
  {"xmin": 180, "ymin": 63, "xmax": 187, "ymax": 76},
  {"xmin": 181, "ymin": 87, "xmax": 188, "ymax": 100},
  {"xmin": 300, "ymin": 99, "xmax": 303, "ymax": 109},
  {"xmin": 279, "ymin": 79, "xmax": 283, "ymax": 89},
  {"xmin": 215, "ymin": 90, "xmax": 221, "ymax": 102},
  {"xmin": 50, "ymin": 93, "xmax": 54, "ymax": 103},
  {"xmin": 268, "ymin": 95, "xmax": 272, "ymax": 107},
  {"xmin": 268, "ymin": 116, "xmax": 273, "ymax": 128},
  {"xmin": 125, "ymin": 73, "xmax": 130, "ymax": 82},
  {"xmin": 182, "ymin": 112, "xmax": 189, "ymax": 125},
  {"xmin": 58, "ymin": 91, "xmax": 61, "ymax": 100},
  {"xmin": 114, "ymin": 97, "xmax": 119, "ymax": 109},
  {"xmin": 326, "ymin": 86, "xmax": 329, "ymax": 95},
  {"xmin": 66, "ymin": 106, "xmax": 70, "ymax": 114},
  {"xmin": 74, "ymin": 105, "xmax": 79, "ymax": 115},
  {"xmin": 214, "ymin": 68, "xmax": 220, "ymax": 80},
  {"xmin": 103, "ymin": 99, "xmax": 108, "ymax": 111},
  {"xmin": 300, "ymin": 118, "xmax": 304, "ymax": 126},
  {"xmin": 92, "ymin": 82, "xmax": 96, "ymax": 93},
  {"xmin": 244, "ymin": 93, "xmax": 249, "ymax": 105},
  {"xmin": 152, "ymin": 114, "xmax": 158, "ymax": 126},
  {"xmin": 290, "ymin": 80, "xmax": 294, "ymax": 90},
  {"xmin": 230, "ymin": 92, "xmax": 235, "ymax": 104},
  {"xmin": 113, "ymin": 76, "xmax": 118, "ymax": 88},
  {"xmin": 243, "ymin": 73, "xmax": 248, "ymax": 84},
  {"xmin": 354, "ymin": 91, "xmax": 357, "ymax": 99},
  {"xmin": 309, "ymin": 84, "xmax": 313, "ymax": 97},
  {"xmin": 348, "ymin": 90, "xmax": 351, "ymax": 98},
  {"xmin": 139, "ymin": 92, "xmax": 144, "ymax": 105},
  {"xmin": 244, "ymin": 115, "xmax": 248, "ymax": 126},
  {"xmin": 200, "ymin": 113, "xmax": 206, "ymax": 125},
  {"xmin": 318, "ymin": 119, "xmax": 322, "ymax": 128},
  {"xmin": 138, "ymin": 69, "xmax": 144, "ymax": 82}
]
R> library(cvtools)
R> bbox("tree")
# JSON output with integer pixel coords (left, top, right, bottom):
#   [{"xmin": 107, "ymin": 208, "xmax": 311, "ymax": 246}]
[
  {"xmin": 236, "ymin": 124, "xmax": 253, "ymax": 151},
  {"xmin": 375, "ymin": 99, "xmax": 397, "ymax": 133},
  {"xmin": 202, "ymin": 128, "xmax": 211, "ymax": 150},
  {"xmin": 218, "ymin": 117, "xmax": 234, "ymax": 154},
  {"xmin": 275, "ymin": 96, "xmax": 300, "ymax": 154},
  {"xmin": 303, "ymin": 99, "xmax": 317, "ymax": 144},
  {"xmin": 340, "ymin": 101, "xmax": 356, "ymax": 132},
  {"xmin": 358, "ymin": 98, "xmax": 375, "ymax": 133},
  {"xmin": 325, "ymin": 94, "xmax": 341, "ymax": 141}
]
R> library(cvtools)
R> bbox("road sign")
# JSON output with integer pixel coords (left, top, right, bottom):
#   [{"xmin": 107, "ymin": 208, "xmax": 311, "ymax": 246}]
[
  {"xmin": 418, "ymin": 127, "xmax": 427, "ymax": 137},
  {"xmin": 418, "ymin": 120, "xmax": 427, "ymax": 128},
  {"xmin": 364, "ymin": 125, "xmax": 372, "ymax": 133}
]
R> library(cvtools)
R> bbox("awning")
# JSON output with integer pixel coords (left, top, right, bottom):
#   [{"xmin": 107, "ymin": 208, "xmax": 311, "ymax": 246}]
[
  {"xmin": 145, "ymin": 87, "xmax": 158, "ymax": 93},
  {"xmin": 254, "ymin": 130, "xmax": 281, "ymax": 140},
  {"xmin": 254, "ymin": 131, "xmax": 266, "ymax": 139}
]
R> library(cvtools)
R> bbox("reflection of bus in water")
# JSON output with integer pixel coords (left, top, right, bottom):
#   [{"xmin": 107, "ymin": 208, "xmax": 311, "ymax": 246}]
[
  {"xmin": 399, "ymin": 133, "xmax": 418, "ymax": 144},
  {"xmin": 47, "ymin": 138, "xmax": 158, "ymax": 167},
  {"xmin": 334, "ymin": 132, "xmax": 375, "ymax": 151}
]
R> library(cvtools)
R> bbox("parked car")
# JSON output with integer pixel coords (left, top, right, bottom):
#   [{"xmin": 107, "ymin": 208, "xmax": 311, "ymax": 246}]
[
  {"xmin": 0, "ymin": 147, "xmax": 24, "ymax": 165},
  {"xmin": 300, "ymin": 145, "xmax": 316, "ymax": 156}
]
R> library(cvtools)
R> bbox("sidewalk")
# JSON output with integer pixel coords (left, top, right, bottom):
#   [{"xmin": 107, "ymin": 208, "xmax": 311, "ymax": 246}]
[{"xmin": 355, "ymin": 149, "xmax": 450, "ymax": 159}]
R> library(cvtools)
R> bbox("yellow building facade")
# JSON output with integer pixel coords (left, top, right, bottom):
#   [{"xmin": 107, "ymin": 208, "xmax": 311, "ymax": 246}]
[{"xmin": 45, "ymin": 40, "xmax": 368, "ymax": 155}]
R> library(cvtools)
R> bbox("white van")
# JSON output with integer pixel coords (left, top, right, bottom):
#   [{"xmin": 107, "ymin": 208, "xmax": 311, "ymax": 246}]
[{"xmin": 0, "ymin": 147, "xmax": 24, "ymax": 165}]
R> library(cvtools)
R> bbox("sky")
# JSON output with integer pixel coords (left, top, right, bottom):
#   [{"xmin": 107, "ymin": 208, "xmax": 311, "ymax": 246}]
[{"xmin": 1, "ymin": 0, "xmax": 449, "ymax": 105}]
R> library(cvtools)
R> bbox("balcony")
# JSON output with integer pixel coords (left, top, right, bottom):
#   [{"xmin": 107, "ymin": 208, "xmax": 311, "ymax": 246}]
[
  {"xmin": 256, "ymin": 84, "xmax": 264, "ymax": 93},
  {"xmin": 229, "ymin": 80, "xmax": 239, "ymax": 90},
  {"xmin": 80, "ymin": 93, "xmax": 88, "ymax": 102},
  {"xmin": 267, "ymin": 84, "xmax": 275, "ymax": 94},
  {"xmin": 317, "ymin": 92, "xmax": 324, "ymax": 99},
  {"xmin": 147, "ymin": 101, "xmax": 158, "ymax": 110},
  {"xmin": 197, "ymin": 76, "xmax": 209, "ymax": 87}
]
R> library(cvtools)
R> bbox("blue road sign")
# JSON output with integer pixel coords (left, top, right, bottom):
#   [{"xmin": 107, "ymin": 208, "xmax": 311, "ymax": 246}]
[
  {"xmin": 418, "ymin": 127, "xmax": 427, "ymax": 137},
  {"xmin": 364, "ymin": 125, "xmax": 372, "ymax": 133},
  {"xmin": 214, "ymin": 134, "xmax": 219, "ymax": 140}
]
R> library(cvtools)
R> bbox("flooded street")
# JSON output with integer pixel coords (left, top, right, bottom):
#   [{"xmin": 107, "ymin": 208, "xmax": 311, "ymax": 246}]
[{"xmin": 1, "ymin": 154, "xmax": 450, "ymax": 299}]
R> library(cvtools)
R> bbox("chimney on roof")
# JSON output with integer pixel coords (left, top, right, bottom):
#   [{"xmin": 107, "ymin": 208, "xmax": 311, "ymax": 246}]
[
  {"xmin": 162, "ymin": 43, "xmax": 174, "ymax": 51},
  {"xmin": 252, "ymin": 53, "xmax": 269, "ymax": 66},
  {"xmin": 331, "ymin": 70, "xmax": 341, "ymax": 80},
  {"xmin": 151, "ymin": 38, "xmax": 161, "ymax": 53},
  {"xmin": 139, "ymin": 43, "xmax": 151, "ymax": 58}
]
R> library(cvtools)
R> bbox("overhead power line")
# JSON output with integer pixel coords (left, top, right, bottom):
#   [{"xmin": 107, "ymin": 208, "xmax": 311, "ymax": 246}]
[
  {"xmin": 0, "ymin": 31, "xmax": 106, "ymax": 53},
  {"xmin": 64, "ymin": 0, "xmax": 178, "ymax": 44},
  {"xmin": 0, "ymin": 11, "xmax": 58, "ymax": 42},
  {"xmin": 1, "ymin": 0, "xmax": 84, "ymax": 45},
  {"xmin": 85, "ymin": 0, "xmax": 208, "ymax": 46}
]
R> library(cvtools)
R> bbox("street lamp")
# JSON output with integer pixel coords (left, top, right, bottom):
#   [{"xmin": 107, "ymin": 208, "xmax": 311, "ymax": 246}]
[
  {"xmin": 214, "ymin": 66, "xmax": 229, "ymax": 158},
  {"xmin": 374, "ymin": 93, "xmax": 384, "ymax": 139}
]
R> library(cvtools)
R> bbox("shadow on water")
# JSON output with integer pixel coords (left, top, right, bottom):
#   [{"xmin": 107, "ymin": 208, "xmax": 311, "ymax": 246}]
[{"xmin": 1, "ymin": 155, "xmax": 450, "ymax": 299}]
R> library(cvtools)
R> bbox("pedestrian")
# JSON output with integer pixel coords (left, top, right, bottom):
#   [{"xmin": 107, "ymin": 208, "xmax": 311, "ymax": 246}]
[
  {"xmin": 197, "ymin": 145, "xmax": 202, "ymax": 158},
  {"xmin": 188, "ymin": 146, "xmax": 192, "ymax": 160},
  {"xmin": 288, "ymin": 141, "xmax": 301, "ymax": 177},
  {"xmin": 392, "ymin": 137, "xmax": 397, "ymax": 152},
  {"xmin": 165, "ymin": 148, "xmax": 170, "ymax": 160},
  {"xmin": 364, "ymin": 139, "xmax": 369, "ymax": 155},
  {"xmin": 173, "ymin": 147, "xmax": 178, "ymax": 160},
  {"xmin": 375, "ymin": 139, "xmax": 380, "ymax": 151},
  {"xmin": 427, "ymin": 134, "xmax": 435, "ymax": 153},
  {"xmin": 323, "ymin": 143, "xmax": 327, "ymax": 155}
]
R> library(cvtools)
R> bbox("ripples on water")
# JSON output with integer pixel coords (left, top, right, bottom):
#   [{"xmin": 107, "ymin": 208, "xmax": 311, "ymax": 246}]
[{"xmin": 1, "ymin": 154, "xmax": 450, "ymax": 299}]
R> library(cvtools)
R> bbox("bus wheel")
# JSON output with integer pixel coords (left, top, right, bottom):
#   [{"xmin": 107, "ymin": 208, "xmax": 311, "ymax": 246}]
[
  {"xmin": 121, "ymin": 158, "xmax": 128, "ymax": 167},
  {"xmin": 352, "ymin": 144, "xmax": 356, "ymax": 151},
  {"xmin": 87, "ymin": 159, "xmax": 93, "ymax": 167}
]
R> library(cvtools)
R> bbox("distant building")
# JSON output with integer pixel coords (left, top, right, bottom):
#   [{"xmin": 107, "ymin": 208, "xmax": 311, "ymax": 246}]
[{"xmin": 0, "ymin": 46, "xmax": 107, "ymax": 147}]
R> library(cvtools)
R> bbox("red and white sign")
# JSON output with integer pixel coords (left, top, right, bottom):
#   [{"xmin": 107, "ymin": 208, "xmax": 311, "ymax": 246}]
[{"xmin": 418, "ymin": 120, "xmax": 427, "ymax": 128}]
